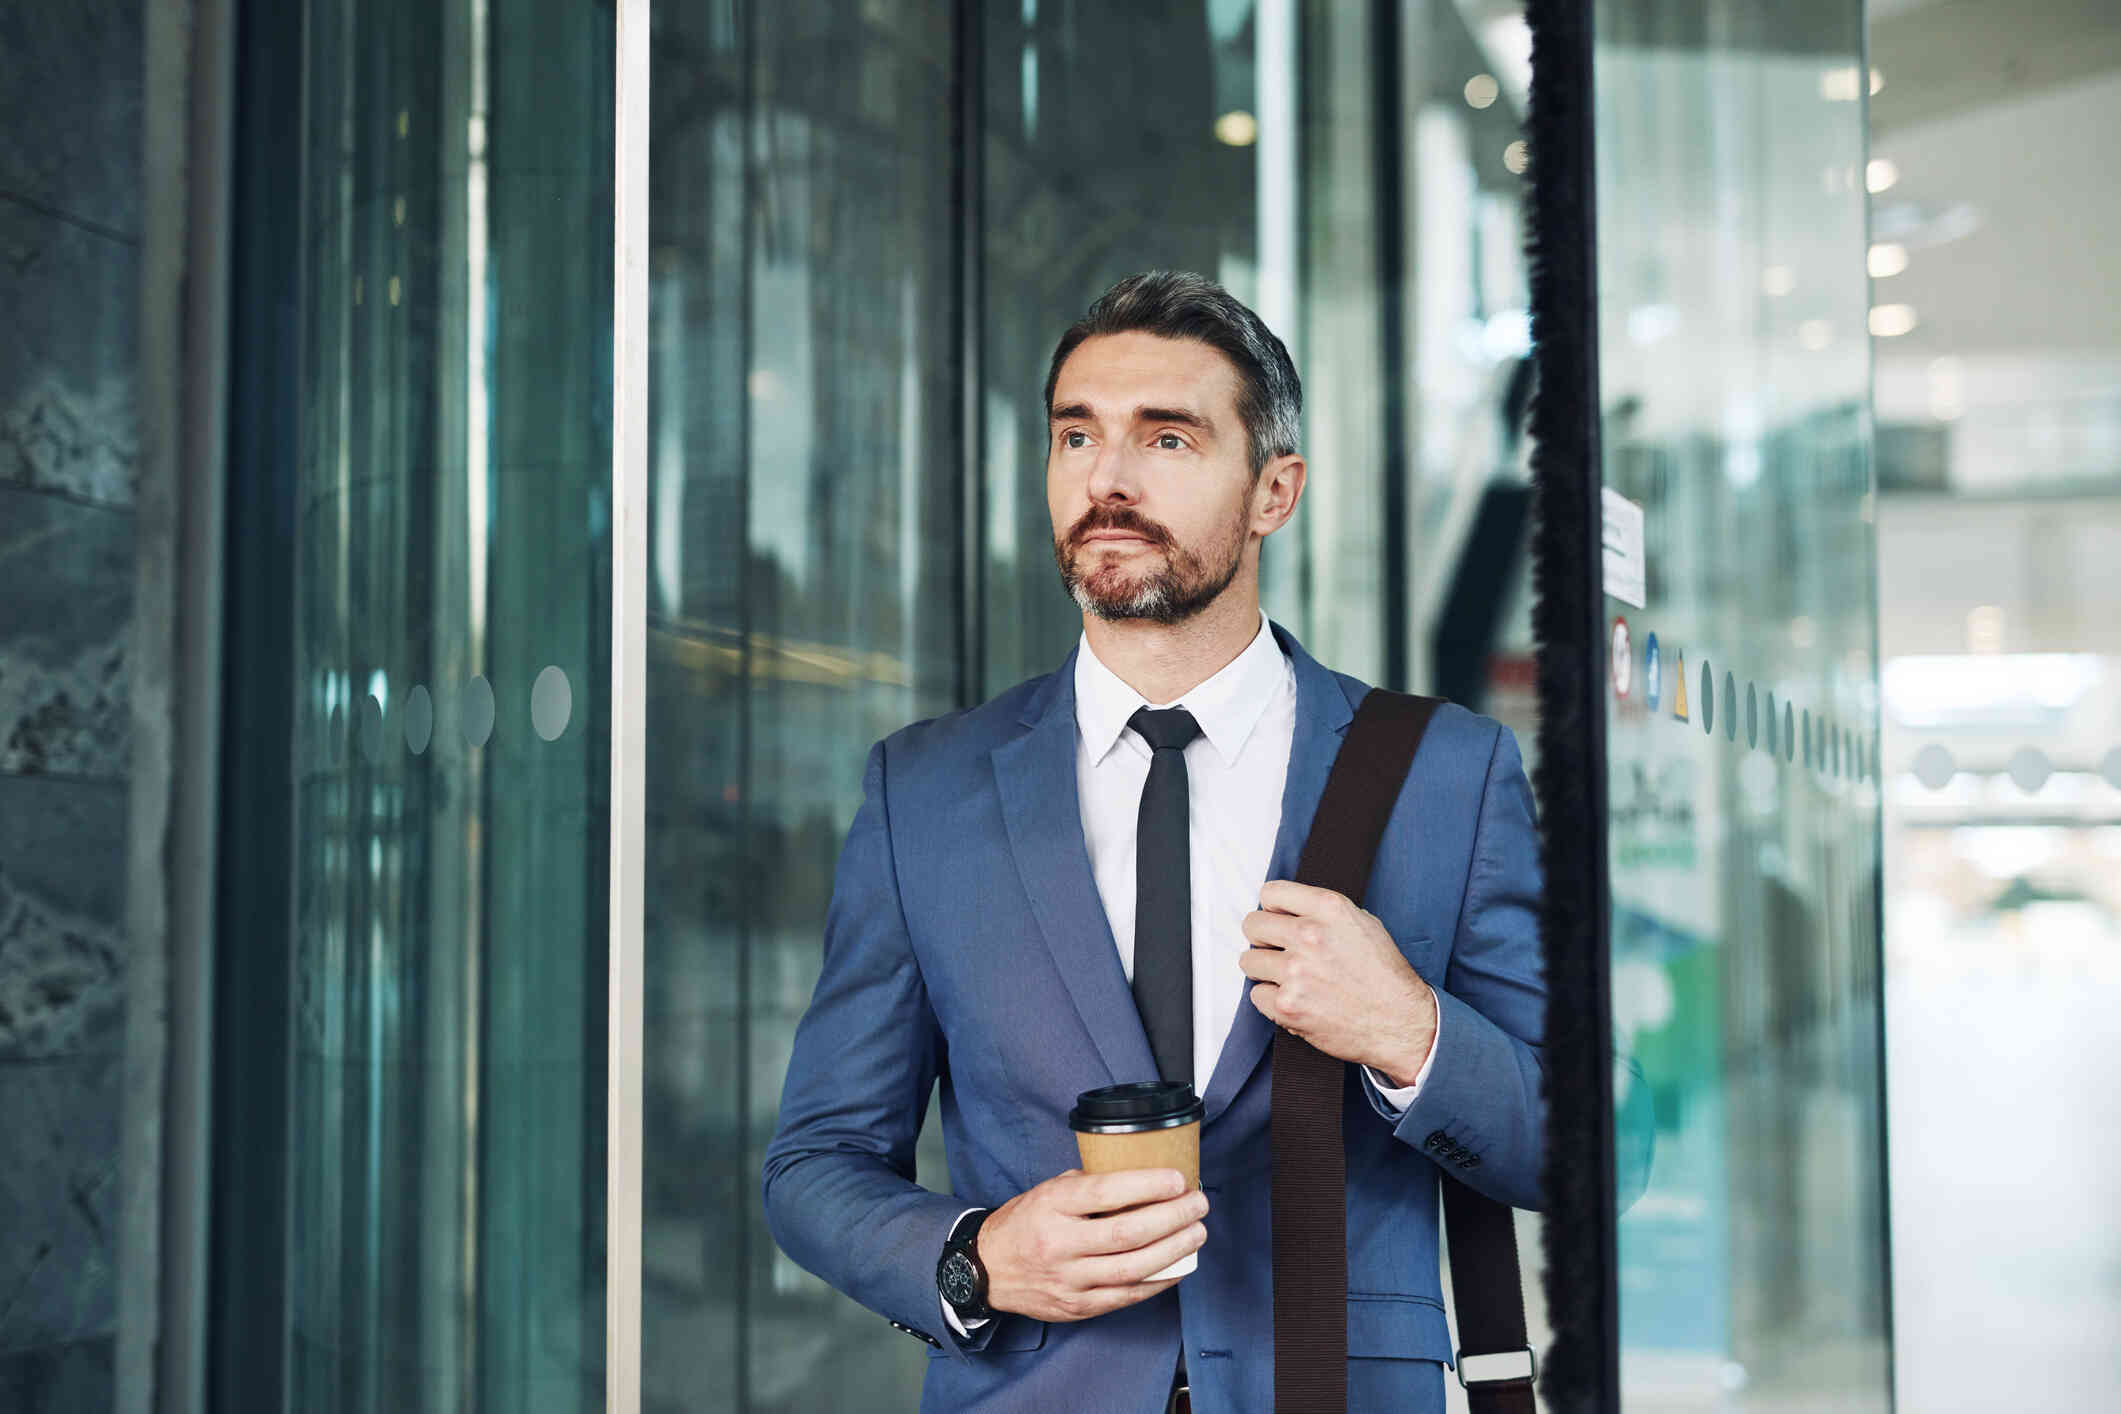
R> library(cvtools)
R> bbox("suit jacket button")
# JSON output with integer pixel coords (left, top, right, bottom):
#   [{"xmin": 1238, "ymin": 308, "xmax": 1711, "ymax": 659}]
[{"xmin": 1425, "ymin": 1129, "xmax": 1449, "ymax": 1152}]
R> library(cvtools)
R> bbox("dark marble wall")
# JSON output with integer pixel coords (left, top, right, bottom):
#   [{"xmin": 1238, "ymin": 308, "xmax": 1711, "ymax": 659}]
[{"xmin": 0, "ymin": 3, "xmax": 142, "ymax": 1409}]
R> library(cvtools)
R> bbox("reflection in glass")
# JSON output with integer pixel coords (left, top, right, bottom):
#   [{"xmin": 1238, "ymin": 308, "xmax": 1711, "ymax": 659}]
[
  {"xmin": 1593, "ymin": 0, "xmax": 1891, "ymax": 1405},
  {"xmin": 643, "ymin": 4, "xmax": 961, "ymax": 1407},
  {"xmin": 283, "ymin": 0, "xmax": 613, "ymax": 1409}
]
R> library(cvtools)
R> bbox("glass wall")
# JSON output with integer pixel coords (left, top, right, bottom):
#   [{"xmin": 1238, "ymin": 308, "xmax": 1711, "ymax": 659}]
[
  {"xmin": 1592, "ymin": 0, "xmax": 1892, "ymax": 1407},
  {"xmin": 283, "ymin": 0, "xmax": 612, "ymax": 1409},
  {"xmin": 640, "ymin": 4, "xmax": 962, "ymax": 1409}
]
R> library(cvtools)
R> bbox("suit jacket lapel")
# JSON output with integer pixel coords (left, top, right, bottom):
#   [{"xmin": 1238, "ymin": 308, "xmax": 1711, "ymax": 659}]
[
  {"xmin": 989, "ymin": 620, "xmax": 1363, "ymax": 1119},
  {"xmin": 990, "ymin": 645, "xmax": 1157, "ymax": 1087},
  {"xmin": 1198, "ymin": 618, "xmax": 1361, "ymax": 1125}
]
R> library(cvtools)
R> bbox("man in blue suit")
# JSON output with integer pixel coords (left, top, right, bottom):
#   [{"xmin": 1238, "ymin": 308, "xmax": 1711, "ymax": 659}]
[{"xmin": 763, "ymin": 271, "xmax": 1546, "ymax": 1413}]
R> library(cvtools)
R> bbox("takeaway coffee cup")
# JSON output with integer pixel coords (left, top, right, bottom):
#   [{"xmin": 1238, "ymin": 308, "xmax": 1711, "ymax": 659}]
[{"xmin": 1069, "ymin": 1081, "xmax": 1206, "ymax": 1280}]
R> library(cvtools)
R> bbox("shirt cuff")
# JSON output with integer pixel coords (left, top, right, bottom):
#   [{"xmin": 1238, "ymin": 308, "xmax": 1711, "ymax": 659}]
[
  {"xmin": 940, "ymin": 1206, "xmax": 991, "ymax": 1337},
  {"xmin": 941, "ymin": 1294, "xmax": 987, "ymax": 1337},
  {"xmin": 1361, "ymin": 1001, "xmax": 1442, "ymax": 1115}
]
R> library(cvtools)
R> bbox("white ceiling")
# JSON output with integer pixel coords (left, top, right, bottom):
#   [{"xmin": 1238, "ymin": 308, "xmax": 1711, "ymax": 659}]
[
  {"xmin": 1868, "ymin": 0, "xmax": 2121, "ymax": 359},
  {"xmin": 1870, "ymin": 70, "xmax": 2121, "ymax": 356}
]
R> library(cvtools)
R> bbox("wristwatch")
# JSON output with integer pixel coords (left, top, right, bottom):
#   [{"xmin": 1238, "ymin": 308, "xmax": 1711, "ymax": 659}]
[{"xmin": 936, "ymin": 1207, "xmax": 994, "ymax": 1324}]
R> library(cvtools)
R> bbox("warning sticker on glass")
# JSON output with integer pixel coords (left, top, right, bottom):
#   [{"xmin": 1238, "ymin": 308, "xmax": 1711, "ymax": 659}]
[{"xmin": 1601, "ymin": 487, "xmax": 1647, "ymax": 609}]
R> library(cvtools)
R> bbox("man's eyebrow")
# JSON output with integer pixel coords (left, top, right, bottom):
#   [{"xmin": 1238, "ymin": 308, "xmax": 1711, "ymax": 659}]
[
  {"xmin": 1046, "ymin": 401, "xmax": 1216, "ymax": 433},
  {"xmin": 1135, "ymin": 406, "xmax": 1213, "ymax": 432}
]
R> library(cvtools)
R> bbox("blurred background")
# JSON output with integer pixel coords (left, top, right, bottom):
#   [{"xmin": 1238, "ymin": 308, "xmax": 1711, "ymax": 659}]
[{"xmin": 1866, "ymin": 2, "xmax": 2121, "ymax": 1410}]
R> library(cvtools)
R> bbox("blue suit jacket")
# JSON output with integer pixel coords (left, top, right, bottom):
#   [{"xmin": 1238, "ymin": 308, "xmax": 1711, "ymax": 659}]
[{"xmin": 763, "ymin": 618, "xmax": 1547, "ymax": 1413}]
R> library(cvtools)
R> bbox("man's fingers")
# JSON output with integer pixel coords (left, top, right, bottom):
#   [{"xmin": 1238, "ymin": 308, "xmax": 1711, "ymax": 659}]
[
  {"xmin": 1077, "ymin": 1221, "xmax": 1208, "ymax": 1288},
  {"xmin": 1053, "ymin": 1167, "xmax": 1188, "ymax": 1216},
  {"xmin": 1241, "ymin": 908, "xmax": 1303, "ymax": 949},
  {"xmin": 1067, "ymin": 1274, "xmax": 1187, "ymax": 1321},
  {"xmin": 1237, "ymin": 945, "xmax": 1286, "ymax": 983},
  {"xmin": 1258, "ymin": 879, "xmax": 1343, "ymax": 915},
  {"xmin": 1074, "ymin": 1190, "xmax": 1208, "ymax": 1255}
]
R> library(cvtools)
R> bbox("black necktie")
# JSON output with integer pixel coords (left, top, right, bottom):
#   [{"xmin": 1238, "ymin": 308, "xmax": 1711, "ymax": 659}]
[{"xmin": 1129, "ymin": 706, "xmax": 1202, "ymax": 1088}]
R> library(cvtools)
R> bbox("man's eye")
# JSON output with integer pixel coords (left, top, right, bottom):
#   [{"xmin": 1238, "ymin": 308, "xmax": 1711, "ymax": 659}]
[
  {"xmin": 1156, "ymin": 433, "xmax": 1186, "ymax": 451},
  {"xmin": 1062, "ymin": 430, "xmax": 1088, "ymax": 449}
]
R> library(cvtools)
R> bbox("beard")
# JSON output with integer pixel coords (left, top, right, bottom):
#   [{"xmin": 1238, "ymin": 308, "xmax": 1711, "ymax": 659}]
[{"xmin": 1052, "ymin": 496, "xmax": 1251, "ymax": 626}]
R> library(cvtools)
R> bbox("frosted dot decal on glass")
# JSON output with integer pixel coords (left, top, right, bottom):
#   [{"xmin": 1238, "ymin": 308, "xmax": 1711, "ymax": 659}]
[
  {"xmin": 1784, "ymin": 702, "xmax": 1795, "ymax": 762},
  {"xmin": 405, "ymin": 685, "xmax": 433, "ymax": 755},
  {"xmin": 1724, "ymin": 671, "xmax": 1737, "ymax": 741},
  {"xmin": 1700, "ymin": 661, "xmax": 1715, "ymax": 735},
  {"xmin": 2007, "ymin": 746, "xmax": 2051, "ymax": 795},
  {"xmin": 462, "ymin": 674, "xmax": 496, "ymax": 747},
  {"xmin": 532, "ymin": 666, "xmax": 572, "ymax": 742},
  {"xmin": 327, "ymin": 702, "xmax": 345, "ymax": 766},
  {"xmin": 1921, "ymin": 740, "xmax": 1952, "ymax": 788}
]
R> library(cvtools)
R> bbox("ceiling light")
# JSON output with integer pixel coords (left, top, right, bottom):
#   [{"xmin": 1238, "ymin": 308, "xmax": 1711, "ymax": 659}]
[
  {"xmin": 1464, "ymin": 74, "xmax": 1499, "ymax": 109},
  {"xmin": 1799, "ymin": 320, "xmax": 1834, "ymax": 350},
  {"xmin": 1761, "ymin": 265, "xmax": 1796, "ymax": 297},
  {"xmin": 1503, "ymin": 139, "xmax": 1530, "ymax": 174},
  {"xmin": 1215, "ymin": 110, "xmax": 1259, "ymax": 147},
  {"xmin": 1869, "ymin": 304, "xmax": 1918, "ymax": 337},
  {"xmin": 1868, "ymin": 242, "xmax": 1909, "ymax": 278},
  {"xmin": 1866, "ymin": 158, "xmax": 1898, "ymax": 193},
  {"xmin": 1871, "ymin": 67, "xmax": 1885, "ymax": 95}
]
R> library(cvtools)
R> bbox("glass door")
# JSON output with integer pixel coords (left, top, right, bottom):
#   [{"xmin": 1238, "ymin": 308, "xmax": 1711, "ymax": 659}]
[
  {"xmin": 1590, "ymin": 0, "xmax": 1893, "ymax": 1406},
  {"xmin": 282, "ymin": 0, "xmax": 614, "ymax": 1409}
]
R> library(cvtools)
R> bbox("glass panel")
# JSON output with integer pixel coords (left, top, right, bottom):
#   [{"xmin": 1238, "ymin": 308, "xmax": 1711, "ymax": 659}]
[
  {"xmin": 287, "ymin": 0, "xmax": 612, "ymax": 1409},
  {"xmin": 979, "ymin": 0, "xmax": 1330, "ymax": 688},
  {"xmin": 642, "ymin": 2, "xmax": 962, "ymax": 1408},
  {"xmin": 1591, "ymin": 0, "xmax": 1891, "ymax": 1406}
]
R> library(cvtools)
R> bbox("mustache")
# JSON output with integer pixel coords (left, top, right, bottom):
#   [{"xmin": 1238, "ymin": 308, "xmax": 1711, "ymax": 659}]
[{"xmin": 1070, "ymin": 510, "xmax": 1169, "ymax": 547}]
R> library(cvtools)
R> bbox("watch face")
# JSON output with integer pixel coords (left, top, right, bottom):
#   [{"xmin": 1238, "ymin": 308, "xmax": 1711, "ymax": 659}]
[{"xmin": 939, "ymin": 1251, "xmax": 978, "ymax": 1306}]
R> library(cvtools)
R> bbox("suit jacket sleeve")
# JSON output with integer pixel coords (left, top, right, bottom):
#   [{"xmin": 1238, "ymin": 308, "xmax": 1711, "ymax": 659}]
[
  {"xmin": 760, "ymin": 737, "xmax": 1003, "ymax": 1358},
  {"xmin": 1378, "ymin": 722, "xmax": 1548, "ymax": 1210}
]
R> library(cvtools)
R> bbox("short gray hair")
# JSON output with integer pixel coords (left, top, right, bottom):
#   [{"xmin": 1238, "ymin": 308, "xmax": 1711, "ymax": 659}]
[{"xmin": 1043, "ymin": 270, "xmax": 1302, "ymax": 477}]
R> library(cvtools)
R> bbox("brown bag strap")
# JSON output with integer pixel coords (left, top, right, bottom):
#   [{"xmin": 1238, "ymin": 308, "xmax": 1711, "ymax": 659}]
[{"xmin": 1273, "ymin": 689, "xmax": 1533, "ymax": 1414}]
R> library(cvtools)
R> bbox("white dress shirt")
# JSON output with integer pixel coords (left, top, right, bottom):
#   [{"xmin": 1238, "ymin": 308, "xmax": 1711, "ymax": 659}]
[{"xmin": 944, "ymin": 608, "xmax": 1438, "ymax": 1338}]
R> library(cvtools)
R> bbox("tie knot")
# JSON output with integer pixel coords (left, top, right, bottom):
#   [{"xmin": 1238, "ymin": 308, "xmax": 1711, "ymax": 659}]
[{"xmin": 1129, "ymin": 706, "xmax": 1203, "ymax": 753}]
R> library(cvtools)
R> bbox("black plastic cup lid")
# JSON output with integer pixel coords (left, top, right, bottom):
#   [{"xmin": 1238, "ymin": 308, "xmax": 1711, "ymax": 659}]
[{"xmin": 1069, "ymin": 1080, "xmax": 1204, "ymax": 1133}]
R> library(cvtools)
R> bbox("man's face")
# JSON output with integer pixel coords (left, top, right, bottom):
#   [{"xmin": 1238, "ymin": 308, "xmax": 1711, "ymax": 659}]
[{"xmin": 1046, "ymin": 331, "xmax": 1260, "ymax": 626}]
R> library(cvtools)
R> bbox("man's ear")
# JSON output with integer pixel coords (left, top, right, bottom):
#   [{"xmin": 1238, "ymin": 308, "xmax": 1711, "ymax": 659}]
[{"xmin": 1254, "ymin": 454, "xmax": 1306, "ymax": 534}]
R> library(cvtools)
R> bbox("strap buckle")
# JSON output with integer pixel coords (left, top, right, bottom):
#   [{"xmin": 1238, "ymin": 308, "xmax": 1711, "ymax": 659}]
[{"xmin": 1456, "ymin": 1346, "xmax": 1536, "ymax": 1388}]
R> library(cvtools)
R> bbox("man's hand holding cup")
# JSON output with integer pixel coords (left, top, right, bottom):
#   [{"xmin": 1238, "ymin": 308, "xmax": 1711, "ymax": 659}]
[{"xmin": 977, "ymin": 1166, "xmax": 1208, "ymax": 1323}]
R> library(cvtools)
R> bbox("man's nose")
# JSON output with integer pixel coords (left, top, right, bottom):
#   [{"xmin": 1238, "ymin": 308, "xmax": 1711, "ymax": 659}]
[{"xmin": 1086, "ymin": 443, "xmax": 1142, "ymax": 504}]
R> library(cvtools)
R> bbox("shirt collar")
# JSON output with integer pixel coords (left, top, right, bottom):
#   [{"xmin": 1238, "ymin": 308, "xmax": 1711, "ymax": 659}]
[{"xmin": 1073, "ymin": 607, "xmax": 1291, "ymax": 770}]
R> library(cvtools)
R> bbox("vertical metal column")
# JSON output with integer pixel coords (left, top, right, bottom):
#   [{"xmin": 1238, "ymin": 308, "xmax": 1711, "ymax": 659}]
[
  {"xmin": 128, "ymin": 0, "xmax": 236, "ymax": 1408},
  {"xmin": 607, "ymin": 0, "xmax": 650, "ymax": 1410},
  {"xmin": 954, "ymin": 0, "xmax": 987, "ymax": 711},
  {"xmin": 1371, "ymin": 0, "xmax": 1409, "ymax": 692}
]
